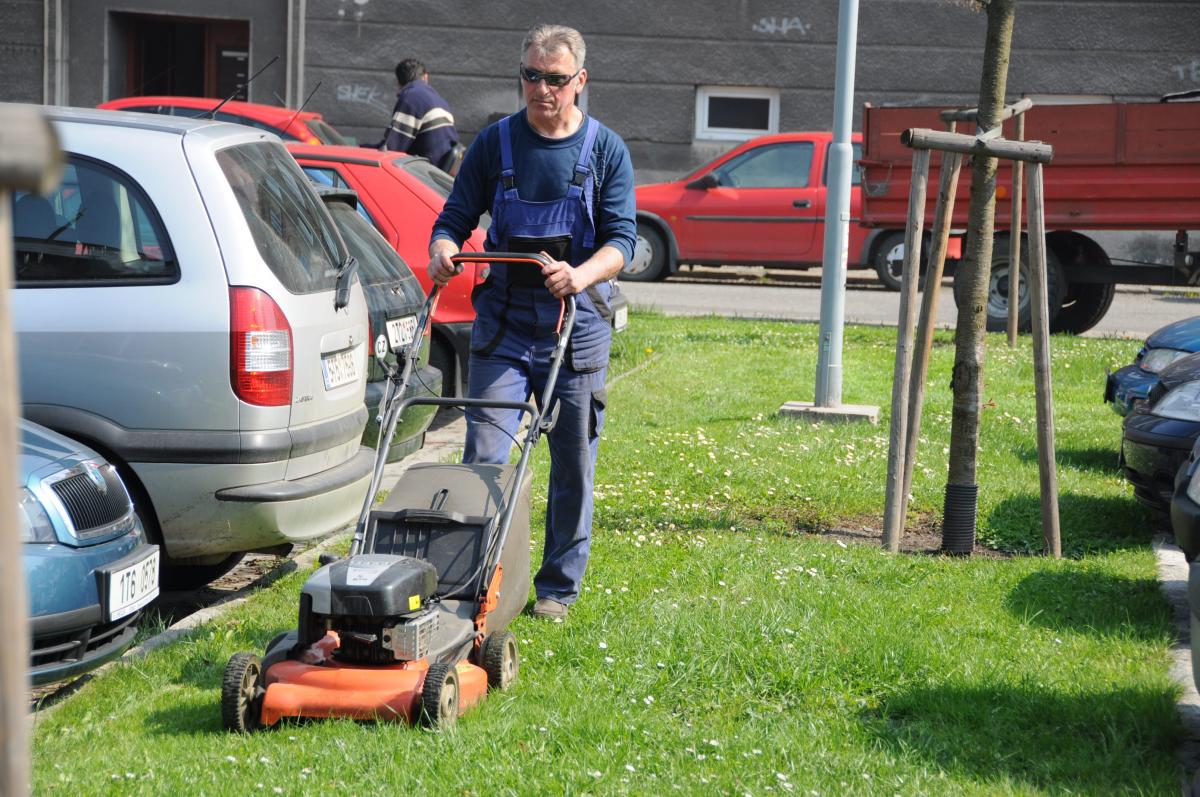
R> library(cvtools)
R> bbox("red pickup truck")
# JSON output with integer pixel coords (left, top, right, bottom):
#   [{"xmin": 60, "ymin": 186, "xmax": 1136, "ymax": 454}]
[
  {"xmin": 860, "ymin": 100, "xmax": 1200, "ymax": 334},
  {"xmin": 631, "ymin": 131, "xmax": 947, "ymax": 290}
]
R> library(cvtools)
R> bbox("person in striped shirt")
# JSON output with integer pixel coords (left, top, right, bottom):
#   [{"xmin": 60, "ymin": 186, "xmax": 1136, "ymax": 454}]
[{"xmin": 375, "ymin": 58, "xmax": 462, "ymax": 172}]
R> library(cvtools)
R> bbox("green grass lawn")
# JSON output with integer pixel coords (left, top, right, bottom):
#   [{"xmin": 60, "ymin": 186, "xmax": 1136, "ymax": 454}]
[{"xmin": 31, "ymin": 313, "xmax": 1180, "ymax": 796}]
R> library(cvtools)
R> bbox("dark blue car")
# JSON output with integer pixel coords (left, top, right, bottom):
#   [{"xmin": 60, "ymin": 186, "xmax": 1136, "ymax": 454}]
[
  {"xmin": 20, "ymin": 420, "xmax": 159, "ymax": 685},
  {"xmin": 1106, "ymin": 315, "xmax": 1200, "ymax": 415},
  {"xmin": 1121, "ymin": 352, "xmax": 1200, "ymax": 511}
]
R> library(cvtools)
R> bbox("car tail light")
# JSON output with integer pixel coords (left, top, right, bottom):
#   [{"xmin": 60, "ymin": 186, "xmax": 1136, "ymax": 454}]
[
  {"xmin": 230, "ymin": 286, "xmax": 293, "ymax": 406},
  {"xmin": 306, "ymin": 135, "xmax": 321, "ymax": 145}
]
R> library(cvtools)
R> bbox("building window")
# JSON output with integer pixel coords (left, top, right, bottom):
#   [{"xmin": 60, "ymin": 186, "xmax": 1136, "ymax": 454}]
[{"xmin": 695, "ymin": 86, "xmax": 779, "ymax": 142}]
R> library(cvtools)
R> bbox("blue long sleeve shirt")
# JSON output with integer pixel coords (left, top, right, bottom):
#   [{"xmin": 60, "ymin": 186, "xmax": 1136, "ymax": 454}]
[{"xmin": 431, "ymin": 109, "xmax": 636, "ymax": 265}]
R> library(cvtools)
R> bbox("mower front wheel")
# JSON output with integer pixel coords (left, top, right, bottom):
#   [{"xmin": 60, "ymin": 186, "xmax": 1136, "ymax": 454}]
[
  {"xmin": 221, "ymin": 652, "xmax": 264, "ymax": 732},
  {"xmin": 482, "ymin": 631, "xmax": 519, "ymax": 690},
  {"xmin": 420, "ymin": 663, "xmax": 460, "ymax": 728}
]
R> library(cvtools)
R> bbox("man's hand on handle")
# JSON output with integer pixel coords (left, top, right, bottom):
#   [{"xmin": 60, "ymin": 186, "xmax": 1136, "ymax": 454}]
[
  {"xmin": 540, "ymin": 254, "xmax": 588, "ymax": 299},
  {"xmin": 427, "ymin": 241, "xmax": 461, "ymax": 286}
]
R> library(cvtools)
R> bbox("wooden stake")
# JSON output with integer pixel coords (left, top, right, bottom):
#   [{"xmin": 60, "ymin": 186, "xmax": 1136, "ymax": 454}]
[
  {"xmin": 883, "ymin": 148, "xmax": 931, "ymax": 552},
  {"xmin": 902, "ymin": 128, "xmax": 1052, "ymax": 163},
  {"xmin": 1007, "ymin": 111, "xmax": 1026, "ymax": 347},
  {"xmin": 0, "ymin": 104, "xmax": 62, "ymax": 797},
  {"xmin": 1026, "ymin": 163, "xmax": 1062, "ymax": 557},
  {"xmin": 900, "ymin": 150, "xmax": 964, "ymax": 517},
  {"xmin": 0, "ymin": 194, "xmax": 28, "ymax": 797}
]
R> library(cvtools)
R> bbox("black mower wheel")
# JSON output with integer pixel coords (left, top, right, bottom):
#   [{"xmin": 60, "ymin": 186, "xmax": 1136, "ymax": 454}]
[
  {"xmin": 221, "ymin": 652, "xmax": 264, "ymax": 733},
  {"xmin": 482, "ymin": 631, "xmax": 519, "ymax": 690},
  {"xmin": 420, "ymin": 663, "xmax": 460, "ymax": 728}
]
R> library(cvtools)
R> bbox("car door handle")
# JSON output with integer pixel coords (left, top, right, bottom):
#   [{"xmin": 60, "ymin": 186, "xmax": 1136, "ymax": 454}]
[{"xmin": 793, "ymin": 199, "xmax": 811, "ymax": 208}]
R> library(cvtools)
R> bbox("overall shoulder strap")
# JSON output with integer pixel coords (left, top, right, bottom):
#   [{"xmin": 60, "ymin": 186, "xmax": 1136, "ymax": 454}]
[
  {"xmin": 569, "ymin": 117, "xmax": 601, "ymax": 190},
  {"xmin": 499, "ymin": 114, "xmax": 517, "ymax": 191}
]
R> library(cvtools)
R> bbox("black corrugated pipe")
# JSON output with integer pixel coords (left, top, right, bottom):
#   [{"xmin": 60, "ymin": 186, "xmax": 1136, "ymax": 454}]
[{"xmin": 941, "ymin": 483, "xmax": 978, "ymax": 555}]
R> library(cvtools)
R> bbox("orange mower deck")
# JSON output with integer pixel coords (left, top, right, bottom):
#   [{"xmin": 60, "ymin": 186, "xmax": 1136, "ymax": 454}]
[{"xmin": 260, "ymin": 634, "xmax": 488, "ymax": 726}]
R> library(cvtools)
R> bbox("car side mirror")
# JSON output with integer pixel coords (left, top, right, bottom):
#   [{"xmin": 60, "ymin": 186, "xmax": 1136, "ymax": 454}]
[{"xmin": 685, "ymin": 173, "xmax": 719, "ymax": 190}]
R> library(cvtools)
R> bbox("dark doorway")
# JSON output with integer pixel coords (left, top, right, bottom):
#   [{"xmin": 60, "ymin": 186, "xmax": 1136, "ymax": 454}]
[{"xmin": 117, "ymin": 14, "xmax": 249, "ymax": 99}]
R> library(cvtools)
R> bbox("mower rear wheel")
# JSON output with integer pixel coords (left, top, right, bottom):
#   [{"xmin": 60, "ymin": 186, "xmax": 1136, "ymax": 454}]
[
  {"xmin": 482, "ymin": 631, "xmax": 519, "ymax": 690},
  {"xmin": 221, "ymin": 652, "xmax": 264, "ymax": 733},
  {"xmin": 420, "ymin": 663, "xmax": 459, "ymax": 728}
]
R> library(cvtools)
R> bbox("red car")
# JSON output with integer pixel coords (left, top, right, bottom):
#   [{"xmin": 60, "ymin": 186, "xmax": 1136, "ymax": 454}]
[
  {"xmin": 630, "ymin": 132, "xmax": 885, "ymax": 284},
  {"xmin": 287, "ymin": 144, "xmax": 487, "ymax": 396},
  {"xmin": 98, "ymin": 96, "xmax": 352, "ymax": 146}
]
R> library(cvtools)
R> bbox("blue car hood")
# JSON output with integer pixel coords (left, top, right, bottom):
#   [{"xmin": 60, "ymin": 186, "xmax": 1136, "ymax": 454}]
[
  {"xmin": 18, "ymin": 420, "xmax": 96, "ymax": 479},
  {"xmin": 1146, "ymin": 316, "xmax": 1200, "ymax": 352}
]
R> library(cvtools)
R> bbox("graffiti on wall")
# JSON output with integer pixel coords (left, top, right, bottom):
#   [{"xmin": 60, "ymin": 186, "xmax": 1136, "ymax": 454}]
[
  {"xmin": 337, "ymin": 0, "xmax": 370, "ymax": 21},
  {"xmin": 752, "ymin": 17, "xmax": 811, "ymax": 36},
  {"xmin": 336, "ymin": 83, "xmax": 392, "ymax": 114},
  {"xmin": 1171, "ymin": 59, "xmax": 1200, "ymax": 82}
]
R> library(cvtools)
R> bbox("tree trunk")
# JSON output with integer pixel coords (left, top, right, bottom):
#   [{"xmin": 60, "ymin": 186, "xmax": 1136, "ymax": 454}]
[{"xmin": 942, "ymin": 0, "xmax": 1017, "ymax": 553}]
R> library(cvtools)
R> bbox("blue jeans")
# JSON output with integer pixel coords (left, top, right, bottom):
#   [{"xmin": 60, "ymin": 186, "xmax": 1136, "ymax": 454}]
[{"xmin": 463, "ymin": 323, "xmax": 606, "ymax": 605}]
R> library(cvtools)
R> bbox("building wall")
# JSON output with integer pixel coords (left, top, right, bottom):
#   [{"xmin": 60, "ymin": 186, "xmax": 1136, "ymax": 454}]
[
  {"xmin": 3, "ymin": 0, "xmax": 1199, "ymax": 185},
  {"xmin": 0, "ymin": 0, "xmax": 45, "ymax": 103},
  {"xmin": 300, "ymin": 0, "xmax": 1200, "ymax": 183}
]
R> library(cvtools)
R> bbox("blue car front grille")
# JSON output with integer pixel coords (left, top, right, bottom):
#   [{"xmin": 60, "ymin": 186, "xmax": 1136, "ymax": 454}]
[{"xmin": 50, "ymin": 466, "xmax": 131, "ymax": 537}]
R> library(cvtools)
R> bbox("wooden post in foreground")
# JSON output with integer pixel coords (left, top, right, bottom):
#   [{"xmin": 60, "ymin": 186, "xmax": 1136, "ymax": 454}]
[
  {"xmin": 1025, "ymin": 161, "xmax": 1062, "ymax": 557},
  {"xmin": 0, "ymin": 104, "xmax": 64, "ymax": 797},
  {"xmin": 900, "ymin": 150, "xmax": 965, "ymax": 520},
  {"xmin": 1006, "ymin": 111, "xmax": 1027, "ymax": 346},
  {"xmin": 882, "ymin": 148, "xmax": 931, "ymax": 552}
]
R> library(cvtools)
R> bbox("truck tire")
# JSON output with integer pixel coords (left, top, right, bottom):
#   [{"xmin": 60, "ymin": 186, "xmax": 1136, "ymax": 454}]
[
  {"xmin": 1051, "ymin": 281, "xmax": 1116, "ymax": 335},
  {"xmin": 952, "ymin": 234, "xmax": 1064, "ymax": 333},
  {"xmin": 872, "ymin": 231, "xmax": 906, "ymax": 291},
  {"xmin": 872, "ymin": 231, "xmax": 929, "ymax": 292},
  {"xmin": 623, "ymin": 223, "xmax": 669, "ymax": 282}
]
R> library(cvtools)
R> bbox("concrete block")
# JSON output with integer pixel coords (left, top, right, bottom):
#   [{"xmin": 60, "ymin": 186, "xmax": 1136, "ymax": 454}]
[{"xmin": 778, "ymin": 401, "xmax": 880, "ymax": 425}]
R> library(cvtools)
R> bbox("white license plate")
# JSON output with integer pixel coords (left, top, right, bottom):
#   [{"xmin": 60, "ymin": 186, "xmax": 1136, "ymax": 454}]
[
  {"xmin": 614, "ymin": 305, "xmax": 629, "ymax": 331},
  {"xmin": 106, "ymin": 547, "xmax": 160, "ymax": 621},
  {"xmin": 321, "ymin": 346, "xmax": 360, "ymax": 390},
  {"xmin": 386, "ymin": 315, "xmax": 418, "ymax": 351}
]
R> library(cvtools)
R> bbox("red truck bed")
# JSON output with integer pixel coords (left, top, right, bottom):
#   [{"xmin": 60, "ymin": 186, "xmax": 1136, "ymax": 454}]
[{"xmin": 861, "ymin": 101, "xmax": 1200, "ymax": 231}]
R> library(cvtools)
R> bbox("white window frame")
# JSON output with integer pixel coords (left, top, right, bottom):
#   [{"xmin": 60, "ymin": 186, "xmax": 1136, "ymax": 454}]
[{"xmin": 694, "ymin": 86, "xmax": 780, "ymax": 142}]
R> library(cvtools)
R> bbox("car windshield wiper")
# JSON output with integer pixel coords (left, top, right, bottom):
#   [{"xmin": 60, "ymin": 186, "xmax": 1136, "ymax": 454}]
[{"xmin": 334, "ymin": 255, "xmax": 358, "ymax": 311}]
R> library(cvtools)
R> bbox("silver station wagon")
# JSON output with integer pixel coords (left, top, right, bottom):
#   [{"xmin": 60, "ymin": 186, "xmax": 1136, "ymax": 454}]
[{"xmin": 10, "ymin": 104, "xmax": 372, "ymax": 587}]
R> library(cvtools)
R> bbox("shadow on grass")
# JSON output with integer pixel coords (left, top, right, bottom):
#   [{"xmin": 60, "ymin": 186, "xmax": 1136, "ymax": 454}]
[
  {"xmin": 869, "ymin": 682, "xmax": 1179, "ymax": 794},
  {"xmin": 1013, "ymin": 445, "xmax": 1121, "ymax": 474},
  {"xmin": 144, "ymin": 694, "xmax": 222, "ymax": 736},
  {"xmin": 1004, "ymin": 569, "xmax": 1171, "ymax": 642},
  {"xmin": 985, "ymin": 492, "xmax": 1153, "ymax": 556}
]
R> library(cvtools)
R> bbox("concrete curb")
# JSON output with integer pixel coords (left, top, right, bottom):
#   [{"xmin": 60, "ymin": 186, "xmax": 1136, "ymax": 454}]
[{"xmin": 1152, "ymin": 534, "xmax": 1200, "ymax": 796}]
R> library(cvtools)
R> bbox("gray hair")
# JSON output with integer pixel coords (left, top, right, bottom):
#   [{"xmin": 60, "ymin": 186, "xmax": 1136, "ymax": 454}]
[{"xmin": 522, "ymin": 24, "xmax": 586, "ymax": 71}]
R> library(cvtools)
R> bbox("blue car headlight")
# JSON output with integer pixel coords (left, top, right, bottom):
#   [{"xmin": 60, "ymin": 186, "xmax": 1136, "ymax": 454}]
[
  {"xmin": 1151, "ymin": 380, "xmax": 1200, "ymax": 422},
  {"xmin": 1140, "ymin": 348, "xmax": 1189, "ymax": 374},
  {"xmin": 18, "ymin": 487, "xmax": 57, "ymax": 543}
]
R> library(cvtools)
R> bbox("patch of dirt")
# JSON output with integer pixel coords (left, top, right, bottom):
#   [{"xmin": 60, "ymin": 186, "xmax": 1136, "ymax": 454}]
[{"xmin": 810, "ymin": 513, "xmax": 1015, "ymax": 559}]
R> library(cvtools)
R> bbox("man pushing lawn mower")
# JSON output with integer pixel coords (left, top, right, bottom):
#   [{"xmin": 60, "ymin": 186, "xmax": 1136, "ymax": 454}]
[{"xmin": 428, "ymin": 24, "xmax": 636, "ymax": 622}]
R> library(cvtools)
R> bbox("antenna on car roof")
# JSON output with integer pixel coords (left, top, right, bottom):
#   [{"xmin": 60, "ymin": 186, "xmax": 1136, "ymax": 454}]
[
  {"xmin": 205, "ymin": 54, "xmax": 280, "ymax": 120},
  {"xmin": 283, "ymin": 81, "xmax": 323, "ymax": 133}
]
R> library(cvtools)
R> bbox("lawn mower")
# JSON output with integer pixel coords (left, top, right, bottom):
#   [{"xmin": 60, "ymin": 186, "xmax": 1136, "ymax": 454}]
[{"xmin": 220, "ymin": 253, "xmax": 573, "ymax": 730}]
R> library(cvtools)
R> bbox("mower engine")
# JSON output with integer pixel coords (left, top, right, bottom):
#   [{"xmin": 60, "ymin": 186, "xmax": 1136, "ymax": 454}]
[{"xmin": 298, "ymin": 554, "xmax": 439, "ymax": 665}]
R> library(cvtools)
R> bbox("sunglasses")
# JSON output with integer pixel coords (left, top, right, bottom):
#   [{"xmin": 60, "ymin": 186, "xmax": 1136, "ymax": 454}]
[{"xmin": 519, "ymin": 64, "xmax": 581, "ymax": 88}]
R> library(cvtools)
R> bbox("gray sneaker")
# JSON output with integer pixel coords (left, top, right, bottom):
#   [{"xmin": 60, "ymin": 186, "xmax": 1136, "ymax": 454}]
[{"xmin": 531, "ymin": 598, "xmax": 569, "ymax": 622}]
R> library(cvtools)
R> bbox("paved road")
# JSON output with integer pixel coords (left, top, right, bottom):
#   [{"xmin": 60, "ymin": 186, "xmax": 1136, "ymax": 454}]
[{"xmin": 620, "ymin": 266, "xmax": 1200, "ymax": 340}]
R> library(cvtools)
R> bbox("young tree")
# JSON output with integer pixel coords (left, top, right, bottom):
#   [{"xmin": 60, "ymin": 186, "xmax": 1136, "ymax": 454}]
[{"xmin": 943, "ymin": 0, "xmax": 1017, "ymax": 553}]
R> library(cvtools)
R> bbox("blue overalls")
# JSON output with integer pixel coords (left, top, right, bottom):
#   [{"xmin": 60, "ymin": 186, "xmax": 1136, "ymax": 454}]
[{"xmin": 464, "ymin": 114, "xmax": 614, "ymax": 605}]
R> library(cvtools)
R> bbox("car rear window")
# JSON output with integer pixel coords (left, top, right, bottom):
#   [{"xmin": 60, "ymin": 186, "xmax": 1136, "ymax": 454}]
[
  {"xmin": 324, "ymin": 201, "xmax": 422, "ymax": 303},
  {"xmin": 11, "ymin": 154, "xmax": 178, "ymax": 286},
  {"xmin": 217, "ymin": 142, "xmax": 344, "ymax": 294},
  {"xmin": 396, "ymin": 157, "xmax": 454, "ymax": 197},
  {"xmin": 305, "ymin": 119, "xmax": 353, "ymax": 146}
]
